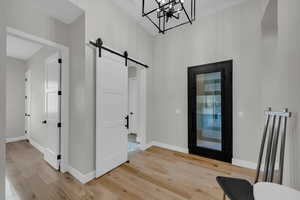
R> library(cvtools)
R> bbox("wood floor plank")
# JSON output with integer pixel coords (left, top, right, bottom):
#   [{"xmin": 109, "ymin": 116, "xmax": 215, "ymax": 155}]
[{"xmin": 6, "ymin": 141, "xmax": 255, "ymax": 200}]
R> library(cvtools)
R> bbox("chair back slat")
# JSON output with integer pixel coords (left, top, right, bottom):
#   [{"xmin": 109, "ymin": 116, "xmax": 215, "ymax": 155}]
[
  {"xmin": 263, "ymin": 115, "xmax": 276, "ymax": 181},
  {"xmin": 255, "ymin": 108, "xmax": 291, "ymax": 184},
  {"xmin": 255, "ymin": 109, "xmax": 271, "ymax": 183},
  {"xmin": 269, "ymin": 116, "xmax": 281, "ymax": 182},
  {"xmin": 278, "ymin": 109, "xmax": 289, "ymax": 184}
]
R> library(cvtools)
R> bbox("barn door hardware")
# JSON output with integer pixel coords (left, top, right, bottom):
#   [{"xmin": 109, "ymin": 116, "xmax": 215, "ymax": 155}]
[{"xmin": 89, "ymin": 38, "xmax": 149, "ymax": 68}]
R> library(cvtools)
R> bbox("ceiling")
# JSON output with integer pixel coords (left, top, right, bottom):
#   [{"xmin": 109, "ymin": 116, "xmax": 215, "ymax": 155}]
[
  {"xmin": 30, "ymin": 0, "xmax": 84, "ymax": 24},
  {"xmin": 7, "ymin": 35, "xmax": 43, "ymax": 61},
  {"xmin": 111, "ymin": 0, "xmax": 247, "ymax": 35}
]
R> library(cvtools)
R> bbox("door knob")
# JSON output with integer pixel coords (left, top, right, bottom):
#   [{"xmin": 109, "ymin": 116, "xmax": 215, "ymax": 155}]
[
  {"xmin": 130, "ymin": 112, "xmax": 134, "ymax": 115},
  {"xmin": 42, "ymin": 120, "xmax": 47, "ymax": 124}
]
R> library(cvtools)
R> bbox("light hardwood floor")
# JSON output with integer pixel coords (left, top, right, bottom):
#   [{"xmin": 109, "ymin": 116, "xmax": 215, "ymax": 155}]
[{"xmin": 6, "ymin": 141, "xmax": 255, "ymax": 200}]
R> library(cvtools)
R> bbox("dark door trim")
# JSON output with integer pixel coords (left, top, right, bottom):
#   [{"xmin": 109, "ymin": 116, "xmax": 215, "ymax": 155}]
[{"xmin": 188, "ymin": 60, "xmax": 233, "ymax": 163}]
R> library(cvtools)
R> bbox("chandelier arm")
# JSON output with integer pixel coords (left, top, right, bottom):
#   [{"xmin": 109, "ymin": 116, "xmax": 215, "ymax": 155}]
[
  {"xmin": 193, "ymin": 0, "xmax": 196, "ymax": 20},
  {"xmin": 145, "ymin": 15, "xmax": 163, "ymax": 33},
  {"xmin": 172, "ymin": 13, "xmax": 180, "ymax": 19},
  {"xmin": 180, "ymin": 2, "xmax": 192, "ymax": 24},
  {"xmin": 163, "ymin": 13, "xmax": 166, "ymax": 33},
  {"xmin": 143, "ymin": 0, "xmax": 176, "ymax": 17},
  {"xmin": 155, "ymin": 0, "xmax": 160, "ymax": 6}
]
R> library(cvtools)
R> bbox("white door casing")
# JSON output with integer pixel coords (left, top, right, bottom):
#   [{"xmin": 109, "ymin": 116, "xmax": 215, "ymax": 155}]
[
  {"xmin": 44, "ymin": 53, "xmax": 61, "ymax": 170},
  {"xmin": 96, "ymin": 50, "xmax": 128, "ymax": 178},
  {"xmin": 129, "ymin": 77, "xmax": 139, "ymax": 135},
  {"xmin": 25, "ymin": 70, "xmax": 31, "ymax": 139}
]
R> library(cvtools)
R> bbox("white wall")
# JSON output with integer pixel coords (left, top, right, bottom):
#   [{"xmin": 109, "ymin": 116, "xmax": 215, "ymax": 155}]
[
  {"xmin": 26, "ymin": 47, "xmax": 57, "ymax": 147},
  {"xmin": 67, "ymin": 0, "xmax": 154, "ymax": 174},
  {"xmin": 152, "ymin": 0, "xmax": 263, "ymax": 162},
  {"xmin": 68, "ymin": 14, "xmax": 87, "ymax": 173},
  {"xmin": 6, "ymin": 58, "xmax": 26, "ymax": 140},
  {"xmin": 277, "ymin": 0, "xmax": 300, "ymax": 190},
  {"xmin": 151, "ymin": 0, "xmax": 299, "ymax": 188},
  {"xmin": 0, "ymin": 0, "xmax": 7, "ymax": 198},
  {"xmin": 6, "ymin": 0, "xmax": 69, "ymax": 47}
]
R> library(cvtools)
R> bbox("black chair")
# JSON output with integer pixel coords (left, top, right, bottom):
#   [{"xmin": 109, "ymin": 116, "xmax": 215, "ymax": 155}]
[{"xmin": 216, "ymin": 108, "xmax": 292, "ymax": 200}]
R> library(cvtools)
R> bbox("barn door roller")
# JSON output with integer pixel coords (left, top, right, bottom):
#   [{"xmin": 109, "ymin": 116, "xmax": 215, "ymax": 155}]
[{"xmin": 90, "ymin": 38, "xmax": 149, "ymax": 69}]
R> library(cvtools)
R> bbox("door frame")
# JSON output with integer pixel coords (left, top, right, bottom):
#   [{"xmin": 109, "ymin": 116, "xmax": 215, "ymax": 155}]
[
  {"xmin": 6, "ymin": 27, "xmax": 70, "ymax": 172},
  {"xmin": 188, "ymin": 60, "xmax": 233, "ymax": 163},
  {"xmin": 133, "ymin": 65, "xmax": 147, "ymax": 150}
]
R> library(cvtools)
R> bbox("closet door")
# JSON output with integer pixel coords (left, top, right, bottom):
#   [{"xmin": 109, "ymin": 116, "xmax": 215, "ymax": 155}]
[
  {"xmin": 44, "ymin": 53, "xmax": 61, "ymax": 170},
  {"xmin": 96, "ymin": 50, "xmax": 128, "ymax": 177},
  {"xmin": 129, "ymin": 77, "xmax": 138, "ymax": 134}
]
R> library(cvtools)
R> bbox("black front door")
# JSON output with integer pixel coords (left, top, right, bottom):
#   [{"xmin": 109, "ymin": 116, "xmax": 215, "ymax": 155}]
[{"xmin": 188, "ymin": 60, "xmax": 233, "ymax": 163}]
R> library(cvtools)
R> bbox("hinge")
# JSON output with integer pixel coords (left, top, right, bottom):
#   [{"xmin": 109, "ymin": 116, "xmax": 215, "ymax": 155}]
[
  {"xmin": 58, "ymin": 91, "xmax": 62, "ymax": 96},
  {"xmin": 57, "ymin": 155, "xmax": 61, "ymax": 160},
  {"xmin": 57, "ymin": 122, "xmax": 62, "ymax": 128},
  {"xmin": 58, "ymin": 58, "xmax": 62, "ymax": 64}
]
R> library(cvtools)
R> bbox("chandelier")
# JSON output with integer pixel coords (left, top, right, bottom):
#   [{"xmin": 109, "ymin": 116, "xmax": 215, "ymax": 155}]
[{"xmin": 142, "ymin": 0, "xmax": 196, "ymax": 34}]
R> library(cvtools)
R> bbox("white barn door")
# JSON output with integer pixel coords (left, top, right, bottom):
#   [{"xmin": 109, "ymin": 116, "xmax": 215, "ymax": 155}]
[
  {"xmin": 96, "ymin": 50, "xmax": 128, "ymax": 177},
  {"xmin": 44, "ymin": 53, "xmax": 61, "ymax": 170}
]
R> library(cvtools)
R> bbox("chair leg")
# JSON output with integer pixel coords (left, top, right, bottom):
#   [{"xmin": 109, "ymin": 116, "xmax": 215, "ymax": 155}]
[{"xmin": 223, "ymin": 193, "xmax": 226, "ymax": 200}]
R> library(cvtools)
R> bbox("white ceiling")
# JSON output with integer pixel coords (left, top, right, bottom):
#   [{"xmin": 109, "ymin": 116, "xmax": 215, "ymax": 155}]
[
  {"xmin": 111, "ymin": 0, "xmax": 248, "ymax": 35},
  {"xmin": 30, "ymin": 0, "xmax": 84, "ymax": 24},
  {"xmin": 7, "ymin": 35, "xmax": 43, "ymax": 61}
]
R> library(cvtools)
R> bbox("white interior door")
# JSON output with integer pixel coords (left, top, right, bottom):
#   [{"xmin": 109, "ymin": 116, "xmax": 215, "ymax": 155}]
[
  {"xmin": 44, "ymin": 53, "xmax": 61, "ymax": 170},
  {"xmin": 129, "ymin": 77, "xmax": 138, "ymax": 134},
  {"xmin": 96, "ymin": 50, "xmax": 128, "ymax": 178},
  {"xmin": 25, "ymin": 71, "xmax": 31, "ymax": 139}
]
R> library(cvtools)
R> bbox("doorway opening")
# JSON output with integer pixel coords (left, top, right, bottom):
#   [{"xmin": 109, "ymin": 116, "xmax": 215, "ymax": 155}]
[
  {"xmin": 5, "ymin": 27, "xmax": 70, "ymax": 173},
  {"xmin": 128, "ymin": 66, "xmax": 141, "ymax": 154}
]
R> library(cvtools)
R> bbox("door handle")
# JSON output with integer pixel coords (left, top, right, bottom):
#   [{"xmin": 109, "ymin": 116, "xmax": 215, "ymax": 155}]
[
  {"xmin": 125, "ymin": 115, "xmax": 129, "ymax": 129},
  {"xmin": 130, "ymin": 112, "xmax": 134, "ymax": 115},
  {"xmin": 42, "ymin": 120, "xmax": 47, "ymax": 124}
]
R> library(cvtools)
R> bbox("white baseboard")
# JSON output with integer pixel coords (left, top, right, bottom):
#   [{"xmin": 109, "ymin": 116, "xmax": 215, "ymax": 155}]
[
  {"xmin": 29, "ymin": 138, "xmax": 45, "ymax": 154},
  {"xmin": 144, "ymin": 142, "xmax": 264, "ymax": 171},
  {"xmin": 68, "ymin": 166, "xmax": 95, "ymax": 184},
  {"xmin": 143, "ymin": 141, "xmax": 189, "ymax": 154},
  {"xmin": 6, "ymin": 136, "xmax": 26, "ymax": 143},
  {"xmin": 232, "ymin": 159, "xmax": 258, "ymax": 169},
  {"xmin": 232, "ymin": 158, "xmax": 280, "ymax": 171},
  {"xmin": 141, "ymin": 142, "xmax": 154, "ymax": 150}
]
